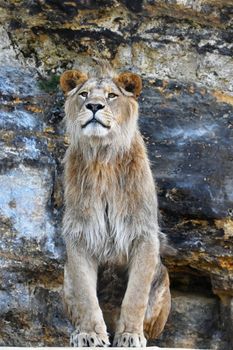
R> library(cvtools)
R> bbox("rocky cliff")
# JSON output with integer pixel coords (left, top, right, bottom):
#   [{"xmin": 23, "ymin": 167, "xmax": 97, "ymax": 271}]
[{"xmin": 0, "ymin": 1, "xmax": 232, "ymax": 349}]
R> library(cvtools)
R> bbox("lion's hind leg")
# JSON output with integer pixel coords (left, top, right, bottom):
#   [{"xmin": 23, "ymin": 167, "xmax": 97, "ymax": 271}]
[{"xmin": 143, "ymin": 264, "xmax": 171, "ymax": 339}]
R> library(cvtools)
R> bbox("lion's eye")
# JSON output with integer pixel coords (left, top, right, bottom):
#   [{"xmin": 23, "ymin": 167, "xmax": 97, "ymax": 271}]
[
  {"xmin": 79, "ymin": 91, "xmax": 88, "ymax": 98},
  {"xmin": 108, "ymin": 93, "xmax": 118, "ymax": 99}
]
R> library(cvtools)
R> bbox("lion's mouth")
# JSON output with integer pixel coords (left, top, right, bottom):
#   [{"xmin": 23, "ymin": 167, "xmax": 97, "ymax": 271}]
[{"xmin": 81, "ymin": 117, "xmax": 110, "ymax": 129}]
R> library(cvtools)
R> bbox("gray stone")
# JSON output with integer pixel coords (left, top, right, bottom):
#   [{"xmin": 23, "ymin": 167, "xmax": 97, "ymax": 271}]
[
  {"xmin": 0, "ymin": 27, "xmax": 24, "ymax": 66},
  {"xmin": 152, "ymin": 292, "xmax": 225, "ymax": 350}
]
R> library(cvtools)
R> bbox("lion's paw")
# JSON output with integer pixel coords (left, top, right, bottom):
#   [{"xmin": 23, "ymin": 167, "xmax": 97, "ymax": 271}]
[
  {"xmin": 70, "ymin": 329, "xmax": 110, "ymax": 347},
  {"xmin": 113, "ymin": 332, "xmax": 147, "ymax": 347}
]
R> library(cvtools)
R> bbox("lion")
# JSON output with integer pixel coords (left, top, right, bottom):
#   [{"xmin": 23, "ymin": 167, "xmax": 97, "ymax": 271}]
[{"xmin": 60, "ymin": 61, "xmax": 171, "ymax": 347}]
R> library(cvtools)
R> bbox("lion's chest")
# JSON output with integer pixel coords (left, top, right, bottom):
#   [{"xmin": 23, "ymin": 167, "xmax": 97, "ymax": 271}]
[
  {"xmin": 77, "ymin": 162, "xmax": 129, "ymax": 218},
  {"xmin": 79, "ymin": 176, "xmax": 130, "ymax": 233},
  {"xmin": 74, "ymin": 165, "xmax": 142, "ymax": 260}
]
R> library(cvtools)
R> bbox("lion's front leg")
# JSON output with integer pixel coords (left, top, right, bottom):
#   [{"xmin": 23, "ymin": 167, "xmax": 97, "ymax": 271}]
[
  {"xmin": 64, "ymin": 242, "xmax": 110, "ymax": 347},
  {"xmin": 113, "ymin": 238, "xmax": 159, "ymax": 347}
]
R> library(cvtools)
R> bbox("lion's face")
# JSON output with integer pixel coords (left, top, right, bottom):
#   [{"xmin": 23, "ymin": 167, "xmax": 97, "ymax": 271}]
[
  {"xmin": 67, "ymin": 78, "xmax": 131, "ymax": 139},
  {"xmin": 60, "ymin": 69, "xmax": 142, "ymax": 146}
]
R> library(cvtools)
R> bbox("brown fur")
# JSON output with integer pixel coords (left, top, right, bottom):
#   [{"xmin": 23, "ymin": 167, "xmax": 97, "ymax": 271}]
[
  {"xmin": 115, "ymin": 72, "xmax": 142, "ymax": 98},
  {"xmin": 60, "ymin": 62, "xmax": 171, "ymax": 347},
  {"xmin": 60, "ymin": 70, "xmax": 88, "ymax": 95}
]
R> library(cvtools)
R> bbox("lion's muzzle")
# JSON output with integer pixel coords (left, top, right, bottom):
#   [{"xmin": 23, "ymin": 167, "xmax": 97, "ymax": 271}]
[
  {"xmin": 81, "ymin": 116, "xmax": 111, "ymax": 129},
  {"xmin": 81, "ymin": 102, "xmax": 110, "ymax": 129}
]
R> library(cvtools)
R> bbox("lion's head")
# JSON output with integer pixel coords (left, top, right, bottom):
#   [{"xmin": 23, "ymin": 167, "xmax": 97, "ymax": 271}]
[{"xmin": 60, "ymin": 63, "xmax": 142, "ymax": 156}]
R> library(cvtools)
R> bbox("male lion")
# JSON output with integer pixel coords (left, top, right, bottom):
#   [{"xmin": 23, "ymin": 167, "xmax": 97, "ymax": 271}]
[{"xmin": 60, "ymin": 62, "xmax": 171, "ymax": 347}]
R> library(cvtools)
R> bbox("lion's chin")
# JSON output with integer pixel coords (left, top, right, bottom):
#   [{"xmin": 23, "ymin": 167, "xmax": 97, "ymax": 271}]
[{"xmin": 81, "ymin": 122, "xmax": 111, "ymax": 138}]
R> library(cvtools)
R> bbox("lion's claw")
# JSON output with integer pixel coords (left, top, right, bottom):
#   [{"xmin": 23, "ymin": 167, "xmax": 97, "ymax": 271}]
[
  {"xmin": 70, "ymin": 329, "xmax": 110, "ymax": 347},
  {"xmin": 113, "ymin": 332, "xmax": 146, "ymax": 347}
]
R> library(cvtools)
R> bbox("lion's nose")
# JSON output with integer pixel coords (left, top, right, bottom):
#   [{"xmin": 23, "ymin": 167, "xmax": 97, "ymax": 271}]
[{"xmin": 86, "ymin": 103, "xmax": 105, "ymax": 113}]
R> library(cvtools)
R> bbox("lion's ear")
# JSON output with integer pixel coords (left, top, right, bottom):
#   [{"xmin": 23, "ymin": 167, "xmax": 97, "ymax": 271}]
[
  {"xmin": 60, "ymin": 70, "xmax": 88, "ymax": 94},
  {"xmin": 115, "ymin": 72, "xmax": 142, "ymax": 98}
]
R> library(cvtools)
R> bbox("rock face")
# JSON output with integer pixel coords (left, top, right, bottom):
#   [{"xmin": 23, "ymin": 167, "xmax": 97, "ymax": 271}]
[{"xmin": 0, "ymin": 1, "xmax": 232, "ymax": 349}]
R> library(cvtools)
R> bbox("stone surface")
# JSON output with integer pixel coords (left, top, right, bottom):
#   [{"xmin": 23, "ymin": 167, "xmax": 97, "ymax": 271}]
[
  {"xmin": 0, "ymin": 0, "xmax": 232, "ymax": 349},
  {"xmin": 154, "ymin": 292, "xmax": 224, "ymax": 349}
]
